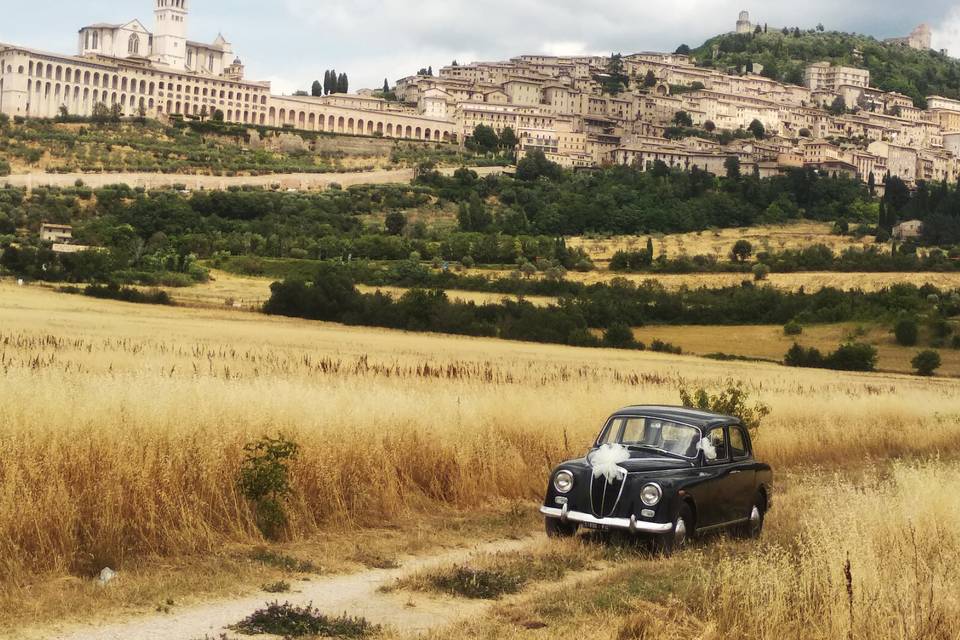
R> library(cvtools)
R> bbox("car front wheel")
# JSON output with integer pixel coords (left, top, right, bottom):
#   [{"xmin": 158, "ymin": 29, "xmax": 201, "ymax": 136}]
[
  {"xmin": 545, "ymin": 517, "xmax": 579, "ymax": 538},
  {"xmin": 654, "ymin": 503, "xmax": 692, "ymax": 555}
]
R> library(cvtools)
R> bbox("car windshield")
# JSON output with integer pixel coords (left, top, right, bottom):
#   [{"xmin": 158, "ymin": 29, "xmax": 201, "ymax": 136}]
[{"xmin": 597, "ymin": 416, "xmax": 701, "ymax": 459}]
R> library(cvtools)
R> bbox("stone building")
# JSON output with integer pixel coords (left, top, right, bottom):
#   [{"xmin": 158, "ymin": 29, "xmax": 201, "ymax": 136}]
[
  {"xmin": 804, "ymin": 62, "xmax": 870, "ymax": 93},
  {"xmin": 893, "ymin": 220, "xmax": 924, "ymax": 240},
  {"xmin": 0, "ymin": 0, "xmax": 456, "ymax": 143},
  {"xmin": 736, "ymin": 11, "xmax": 753, "ymax": 35},
  {"xmin": 885, "ymin": 25, "xmax": 932, "ymax": 51}
]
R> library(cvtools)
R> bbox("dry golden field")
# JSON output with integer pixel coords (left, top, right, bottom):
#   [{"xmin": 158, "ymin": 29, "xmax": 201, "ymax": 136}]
[
  {"xmin": 631, "ymin": 323, "xmax": 960, "ymax": 377},
  {"xmin": 467, "ymin": 267, "xmax": 960, "ymax": 293},
  {"xmin": 162, "ymin": 269, "xmax": 960, "ymax": 313},
  {"xmin": 1, "ymin": 280, "xmax": 958, "ymax": 637},
  {"xmin": 130, "ymin": 270, "xmax": 554, "ymax": 310},
  {"xmin": 382, "ymin": 462, "xmax": 960, "ymax": 640},
  {"xmin": 567, "ymin": 222, "xmax": 870, "ymax": 264}
]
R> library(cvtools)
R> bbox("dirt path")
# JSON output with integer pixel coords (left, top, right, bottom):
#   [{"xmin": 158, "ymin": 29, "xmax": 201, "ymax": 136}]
[
  {"xmin": 2, "ymin": 166, "xmax": 505, "ymax": 192},
  {"xmin": 23, "ymin": 537, "xmax": 535, "ymax": 640}
]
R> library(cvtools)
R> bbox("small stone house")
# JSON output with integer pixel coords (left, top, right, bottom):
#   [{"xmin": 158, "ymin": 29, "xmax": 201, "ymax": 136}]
[{"xmin": 892, "ymin": 219, "xmax": 924, "ymax": 241}]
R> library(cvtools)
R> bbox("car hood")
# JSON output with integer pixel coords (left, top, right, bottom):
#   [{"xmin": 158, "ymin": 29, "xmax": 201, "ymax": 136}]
[
  {"xmin": 562, "ymin": 452, "xmax": 694, "ymax": 473},
  {"xmin": 619, "ymin": 456, "xmax": 694, "ymax": 472}
]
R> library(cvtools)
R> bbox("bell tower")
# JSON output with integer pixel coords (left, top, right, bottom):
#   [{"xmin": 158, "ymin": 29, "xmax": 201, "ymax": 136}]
[{"xmin": 153, "ymin": 0, "xmax": 188, "ymax": 69}]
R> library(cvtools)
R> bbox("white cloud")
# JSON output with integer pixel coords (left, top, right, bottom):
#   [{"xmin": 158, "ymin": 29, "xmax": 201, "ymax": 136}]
[
  {"xmin": 932, "ymin": 8, "xmax": 960, "ymax": 57},
  {"xmin": 273, "ymin": 0, "xmax": 921, "ymax": 89},
  {"xmin": 8, "ymin": 0, "xmax": 956, "ymax": 92},
  {"xmin": 540, "ymin": 41, "xmax": 601, "ymax": 57}
]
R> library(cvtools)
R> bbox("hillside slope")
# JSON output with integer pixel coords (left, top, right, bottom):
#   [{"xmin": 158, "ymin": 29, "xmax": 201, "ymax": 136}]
[{"xmin": 691, "ymin": 29, "xmax": 960, "ymax": 107}]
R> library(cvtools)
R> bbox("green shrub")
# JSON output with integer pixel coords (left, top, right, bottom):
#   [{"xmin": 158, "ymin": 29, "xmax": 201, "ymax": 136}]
[
  {"xmin": 231, "ymin": 602, "xmax": 378, "ymax": 637},
  {"xmin": 783, "ymin": 320, "xmax": 803, "ymax": 336},
  {"xmin": 912, "ymin": 350, "xmax": 942, "ymax": 377},
  {"xmin": 894, "ymin": 318, "xmax": 919, "ymax": 346},
  {"xmin": 81, "ymin": 284, "xmax": 172, "ymax": 305},
  {"xmin": 752, "ymin": 263, "xmax": 770, "ymax": 281},
  {"xmin": 261, "ymin": 581, "xmax": 291, "ymax": 594},
  {"xmin": 678, "ymin": 381, "xmax": 770, "ymax": 436},
  {"xmin": 827, "ymin": 342, "xmax": 878, "ymax": 372},
  {"xmin": 603, "ymin": 323, "xmax": 637, "ymax": 349},
  {"xmin": 238, "ymin": 435, "xmax": 299, "ymax": 540},
  {"xmin": 428, "ymin": 567, "xmax": 524, "ymax": 599},
  {"xmin": 785, "ymin": 342, "xmax": 877, "ymax": 372},
  {"xmin": 248, "ymin": 548, "xmax": 318, "ymax": 573},
  {"xmin": 650, "ymin": 339, "xmax": 683, "ymax": 354},
  {"xmin": 929, "ymin": 318, "xmax": 953, "ymax": 339},
  {"xmin": 575, "ymin": 258, "xmax": 594, "ymax": 272}
]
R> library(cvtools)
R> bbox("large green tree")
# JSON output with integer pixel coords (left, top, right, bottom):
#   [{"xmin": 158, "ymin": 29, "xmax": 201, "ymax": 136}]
[{"xmin": 470, "ymin": 124, "xmax": 499, "ymax": 153}]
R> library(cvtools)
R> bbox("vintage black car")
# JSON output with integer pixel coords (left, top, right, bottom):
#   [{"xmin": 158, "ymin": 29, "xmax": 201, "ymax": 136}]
[{"xmin": 541, "ymin": 406, "xmax": 772, "ymax": 552}]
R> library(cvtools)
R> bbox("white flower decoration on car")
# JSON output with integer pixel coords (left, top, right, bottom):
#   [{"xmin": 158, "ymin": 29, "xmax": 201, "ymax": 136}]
[
  {"xmin": 589, "ymin": 443, "xmax": 631, "ymax": 484},
  {"xmin": 699, "ymin": 437, "xmax": 718, "ymax": 461}
]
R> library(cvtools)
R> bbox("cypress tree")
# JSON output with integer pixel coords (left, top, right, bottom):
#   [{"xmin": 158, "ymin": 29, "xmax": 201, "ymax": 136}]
[
  {"xmin": 382, "ymin": 78, "xmax": 390, "ymax": 94},
  {"xmin": 329, "ymin": 69, "xmax": 337, "ymax": 94}
]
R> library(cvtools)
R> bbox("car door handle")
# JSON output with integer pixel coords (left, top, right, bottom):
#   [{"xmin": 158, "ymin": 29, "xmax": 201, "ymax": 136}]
[{"xmin": 729, "ymin": 470, "xmax": 742, "ymax": 474}]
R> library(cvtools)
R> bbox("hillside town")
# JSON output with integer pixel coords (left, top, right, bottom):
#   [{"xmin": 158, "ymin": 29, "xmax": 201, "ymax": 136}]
[
  {"xmin": 395, "ymin": 13, "xmax": 957, "ymax": 191},
  {"xmin": 1, "ymin": 5, "xmax": 958, "ymax": 190}
]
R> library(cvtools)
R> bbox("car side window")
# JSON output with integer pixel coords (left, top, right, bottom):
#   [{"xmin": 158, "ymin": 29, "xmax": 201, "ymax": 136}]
[
  {"xmin": 597, "ymin": 418, "xmax": 623, "ymax": 445},
  {"xmin": 704, "ymin": 427, "xmax": 728, "ymax": 464},
  {"xmin": 729, "ymin": 426, "xmax": 750, "ymax": 460}
]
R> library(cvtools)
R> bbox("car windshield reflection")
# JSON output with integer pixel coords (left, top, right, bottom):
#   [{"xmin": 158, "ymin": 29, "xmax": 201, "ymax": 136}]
[{"xmin": 597, "ymin": 416, "xmax": 701, "ymax": 459}]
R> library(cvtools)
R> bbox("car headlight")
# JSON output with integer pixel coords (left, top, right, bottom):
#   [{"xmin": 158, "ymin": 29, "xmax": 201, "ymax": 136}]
[
  {"xmin": 553, "ymin": 470, "xmax": 574, "ymax": 494},
  {"xmin": 640, "ymin": 483, "xmax": 663, "ymax": 507}
]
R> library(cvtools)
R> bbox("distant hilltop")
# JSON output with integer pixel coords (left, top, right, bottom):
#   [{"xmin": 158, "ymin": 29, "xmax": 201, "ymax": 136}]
[{"xmin": 734, "ymin": 11, "xmax": 937, "ymax": 53}]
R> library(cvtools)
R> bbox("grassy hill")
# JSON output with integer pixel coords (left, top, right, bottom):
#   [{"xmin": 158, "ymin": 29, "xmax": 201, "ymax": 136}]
[
  {"xmin": 0, "ymin": 118, "xmax": 482, "ymax": 176},
  {"xmin": 691, "ymin": 29, "xmax": 960, "ymax": 107}
]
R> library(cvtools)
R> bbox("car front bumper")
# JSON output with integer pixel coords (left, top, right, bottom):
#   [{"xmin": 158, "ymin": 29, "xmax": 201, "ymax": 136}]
[{"xmin": 541, "ymin": 505, "xmax": 673, "ymax": 534}]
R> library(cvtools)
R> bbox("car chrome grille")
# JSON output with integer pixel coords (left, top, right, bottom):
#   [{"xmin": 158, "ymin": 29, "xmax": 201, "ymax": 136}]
[{"xmin": 590, "ymin": 472, "xmax": 626, "ymax": 518}]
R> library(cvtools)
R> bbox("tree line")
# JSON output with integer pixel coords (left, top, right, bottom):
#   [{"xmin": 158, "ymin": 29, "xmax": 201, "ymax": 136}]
[
  {"xmin": 311, "ymin": 70, "xmax": 349, "ymax": 96},
  {"xmin": 262, "ymin": 263, "xmax": 957, "ymax": 330},
  {"xmin": 610, "ymin": 242, "xmax": 960, "ymax": 275},
  {"xmin": 418, "ymin": 154, "xmax": 873, "ymax": 236}
]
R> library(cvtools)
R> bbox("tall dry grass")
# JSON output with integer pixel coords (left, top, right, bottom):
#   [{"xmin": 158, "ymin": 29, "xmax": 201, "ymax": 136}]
[
  {"xmin": 696, "ymin": 463, "xmax": 960, "ymax": 640},
  {"xmin": 400, "ymin": 464, "xmax": 960, "ymax": 640},
  {"xmin": 0, "ymin": 283, "xmax": 958, "ymax": 591}
]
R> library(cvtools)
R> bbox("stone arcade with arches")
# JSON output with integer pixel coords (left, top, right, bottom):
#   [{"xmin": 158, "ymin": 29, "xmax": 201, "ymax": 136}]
[{"xmin": 0, "ymin": 1, "xmax": 457, "ymax": 143}]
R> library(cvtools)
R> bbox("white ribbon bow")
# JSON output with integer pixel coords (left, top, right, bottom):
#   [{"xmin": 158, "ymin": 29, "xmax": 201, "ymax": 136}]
[
  {"xmin": 589, "ymin": 443, "xmax": 631, "ymax": 484},
  {"xmin": 699, "ymin": 437, "xmax": 718, "ymax": 461}
]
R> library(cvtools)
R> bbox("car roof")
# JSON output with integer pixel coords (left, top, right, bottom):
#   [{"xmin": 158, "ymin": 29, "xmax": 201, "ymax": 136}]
[{"xmin": 611, "ymin": 405, "xmax": 740, "ymax": 429}]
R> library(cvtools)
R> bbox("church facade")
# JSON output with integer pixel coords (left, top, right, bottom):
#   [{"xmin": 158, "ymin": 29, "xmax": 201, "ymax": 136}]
[{"xmin": 0, "ymin": 1, "xmax": 457, "ymax": 141}]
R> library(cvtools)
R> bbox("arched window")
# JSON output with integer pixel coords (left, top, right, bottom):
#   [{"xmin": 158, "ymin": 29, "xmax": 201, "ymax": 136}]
[
  {"xmin": 129, "ymin": 34, "xmax": 140, "ymax": 55},
  {"xmin": 92, "ymin": 32, "xmax": 99, "ymax": 49}
]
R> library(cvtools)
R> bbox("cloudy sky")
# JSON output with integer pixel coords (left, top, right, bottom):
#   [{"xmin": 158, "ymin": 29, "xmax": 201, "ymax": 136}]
[{"xmin": 3, "ymin": 1, "xmax": 960, "ymax": 93}]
